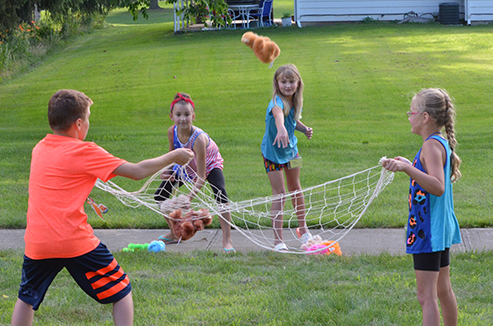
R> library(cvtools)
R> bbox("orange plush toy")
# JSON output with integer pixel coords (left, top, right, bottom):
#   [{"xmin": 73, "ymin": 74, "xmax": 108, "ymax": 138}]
[
  {"xmin": 301, "ymin": 235, "xmax": 342, "ymax": 256},
  {"xmin": 168, "ymin": 208, "xmax": 213, "ymax": 241},
  {"xmin": 241, "ymin": 31, "xmax": 280, "ymax": 67}
]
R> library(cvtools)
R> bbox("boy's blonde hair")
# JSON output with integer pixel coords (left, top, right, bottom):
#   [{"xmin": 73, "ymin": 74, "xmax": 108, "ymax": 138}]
[
  {"xmin": 48, "ymin": 89, "xmax": 93, "ymax": 131},
  {"xmin": 412, "ymin": 88, "xmax": 461, "ymax": 182},
  {"xmin": 272, "ymin": 64, "xmax": 304, "ymax": 121}
]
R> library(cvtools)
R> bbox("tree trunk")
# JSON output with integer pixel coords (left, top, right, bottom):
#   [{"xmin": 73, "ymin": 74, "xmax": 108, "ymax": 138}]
[{"xmin": 149, "ymin": 0, "xmax": 161, "ymax": 10}]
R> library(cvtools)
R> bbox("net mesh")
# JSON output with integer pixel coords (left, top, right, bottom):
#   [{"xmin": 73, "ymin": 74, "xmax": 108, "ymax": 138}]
[{"xmin": 95, "ymin": 159, "xmax": 394, "ymax": 254}]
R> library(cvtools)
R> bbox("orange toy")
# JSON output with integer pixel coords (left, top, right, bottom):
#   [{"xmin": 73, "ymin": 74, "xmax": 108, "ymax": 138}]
[
  {"xmin": 301, "ymin": 235, "xmax": 342, "ymax": 256},
  {"xmin": 321, "ymin": 241, "xmax": 342, "ymax": 256},
  {"xmin": 305, "ymin": 241, "xmax": 342, "ymax": 256},
  {"xmin": 241, "ymin": 31, "xmax": 280, "ymax": 67},
  {"xmin": 167, "ymin": 208, "xmax": 213, "ymax": 241},
  {"xmin": 86, "ymin": 197, "xmax": 108, "ymax": 221}
]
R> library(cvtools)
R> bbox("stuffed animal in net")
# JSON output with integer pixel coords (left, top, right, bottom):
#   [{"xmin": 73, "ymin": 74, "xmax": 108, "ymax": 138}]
[
  {"xmin": 159, "ymin": 195, "xmax": 213, "ymax": 241},
  {"xmin": 241, "ymin": 31, "xmax": 280, "ymax": 67},
  {"xmin": 166, "ymin": 208, "xmax": 213, "ymax": 241},
  {"xmin": 301, "ymin": 235, "xmax": 342, "ymax": 256},
  {"xmin": 158, "ymin": 195, "xmax": 212, "ymax": 241},
  {"xmin": 160, "ymin": 194, "xmax": 191, "ymax": 215}
]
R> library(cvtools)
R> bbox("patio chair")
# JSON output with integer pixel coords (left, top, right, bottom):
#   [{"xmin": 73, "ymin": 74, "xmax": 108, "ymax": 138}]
[
  {"xmin": 224, "ymin": 8, "xmax": 237, "ymax": 28},
  {"xmin": 249, "ymin": 0, "xmax": 274, "ymax": 27}
]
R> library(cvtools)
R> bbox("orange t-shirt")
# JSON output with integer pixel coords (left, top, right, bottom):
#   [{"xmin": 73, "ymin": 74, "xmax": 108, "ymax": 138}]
[{"xmin": 25, "ymin": 134, "xmax": 126, "ymax": 259}]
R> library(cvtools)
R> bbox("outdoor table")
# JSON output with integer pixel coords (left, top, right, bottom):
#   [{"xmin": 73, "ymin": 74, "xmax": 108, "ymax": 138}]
[{"xmin": 227, "ymin": 3, "xmax": 259, "ymax": 28}]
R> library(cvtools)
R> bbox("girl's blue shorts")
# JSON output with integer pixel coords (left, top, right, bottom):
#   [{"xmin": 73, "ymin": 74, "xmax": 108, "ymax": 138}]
[{"xmin": 17, "ymin": 242, "xmax": 131, "ymax": 310}]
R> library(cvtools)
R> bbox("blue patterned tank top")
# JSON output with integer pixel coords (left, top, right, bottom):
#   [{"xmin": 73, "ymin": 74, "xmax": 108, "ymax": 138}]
[{"xmin": 406, "ymin": 133, "xmax": 461, "ymax": 254}]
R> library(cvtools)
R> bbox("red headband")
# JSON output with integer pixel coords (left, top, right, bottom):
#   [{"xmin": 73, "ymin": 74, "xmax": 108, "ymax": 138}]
[{"xmin": 170, "ymin": 93, "xmax": 195, "ymax": 112}]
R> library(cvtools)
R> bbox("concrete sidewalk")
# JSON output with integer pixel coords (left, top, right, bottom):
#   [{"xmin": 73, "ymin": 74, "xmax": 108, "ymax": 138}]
[{"xmin": 1, "ymin": 228, "xmax": 493, "ymax": 255}]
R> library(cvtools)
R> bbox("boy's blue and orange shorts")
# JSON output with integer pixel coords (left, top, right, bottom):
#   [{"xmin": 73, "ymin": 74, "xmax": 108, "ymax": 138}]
[{"xmin": 17, "ymin": 242, "xmax": 131, "ymax": 310}]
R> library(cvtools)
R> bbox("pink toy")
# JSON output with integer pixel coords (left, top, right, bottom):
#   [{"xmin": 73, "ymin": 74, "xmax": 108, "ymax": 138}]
[{"xmin": 304, "ymin": 240, "xmax": 342, "ymax": 256}]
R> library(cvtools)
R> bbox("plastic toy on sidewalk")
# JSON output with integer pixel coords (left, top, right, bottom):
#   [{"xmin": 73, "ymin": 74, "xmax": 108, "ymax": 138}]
[
  {"xmin": 148, "ymin": 240, "xmax": 166, "ymax": 252},
  {"xmin": 301, "ymin": 235, "xmax": 342, "ymax": 256},
  {"xmin": 122, "ymin": 243, "xmax": 148, "ymax": 252},
  {"xmin": 122, "ymin": 240, "xmax": 166, "ymax": 253},
  {"xmin": 305, "ymin": 241, "xmax": 342, "ymax": 256}
]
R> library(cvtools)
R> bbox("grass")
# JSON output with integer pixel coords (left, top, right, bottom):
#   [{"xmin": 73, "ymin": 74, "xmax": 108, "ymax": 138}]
[
  {"xmin": 1, "ymin": 18, "xmax": 492, "ymax": 230},
  {"xmin": 1, "ymin": 8, "xmax": 493, "ymax": 325},
  {"xmin": 1, "ymin": 249, "xmax": 493, "ymax": 325},
  {"xmin": 105, "ymin": 3, "xmax": 176, "ymax": 25}
]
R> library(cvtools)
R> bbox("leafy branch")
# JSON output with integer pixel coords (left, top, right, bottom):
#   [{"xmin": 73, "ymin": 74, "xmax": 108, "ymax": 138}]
[{"xmin": 167, "ymin": 0, "xmax": 232, "ymax": 28}]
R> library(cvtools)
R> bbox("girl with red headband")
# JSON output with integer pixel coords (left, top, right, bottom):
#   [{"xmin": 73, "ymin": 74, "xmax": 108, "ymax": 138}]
[{"xmin": 155, "ymin": 93, "xmax": 234, "ymax": 253}]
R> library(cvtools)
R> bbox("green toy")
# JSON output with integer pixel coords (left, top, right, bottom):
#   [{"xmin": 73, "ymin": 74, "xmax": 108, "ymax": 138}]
[{"xmin": 122, "ymin": 243, "xmax": 149, "ymax": 252}]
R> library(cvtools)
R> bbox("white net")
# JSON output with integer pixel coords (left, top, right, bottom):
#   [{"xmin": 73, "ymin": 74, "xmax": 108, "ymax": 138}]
[{"xmin": 95, "ymin": 159, "xmax": 394, "ymax": 254}]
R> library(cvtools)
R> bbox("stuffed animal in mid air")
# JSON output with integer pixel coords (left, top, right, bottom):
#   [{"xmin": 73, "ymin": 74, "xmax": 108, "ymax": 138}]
[
  {"xmin": 241, "ymin": 31, "xmax": 280, "ymax": 67},
  {"xmin": 167, "ymin": 208, "xmax": 213, "ymax": 241}
]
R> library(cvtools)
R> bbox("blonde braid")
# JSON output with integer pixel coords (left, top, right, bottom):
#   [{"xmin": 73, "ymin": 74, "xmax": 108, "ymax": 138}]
[
  {"xmin": 443, "ymin": 96, "xmax": 462, "ymax": 182},
  {"xmin": 416, "ymin": 88, "xmax": 462, "ymax": 182}
]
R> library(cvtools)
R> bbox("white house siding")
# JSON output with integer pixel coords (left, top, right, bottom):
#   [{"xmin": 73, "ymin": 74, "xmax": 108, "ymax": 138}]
[
  {"xmin": 294, "ymin": 0, "xmax": 469, "ymax": 26},
  {"xmin": 465, "ymin": 0, "xmax": 493, "ymax": 24}
]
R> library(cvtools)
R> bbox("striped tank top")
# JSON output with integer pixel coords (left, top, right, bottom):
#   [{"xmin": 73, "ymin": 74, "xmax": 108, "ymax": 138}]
[{"xmin": 173, "ymin": 125, "xmax": 223, "ymax": 182}]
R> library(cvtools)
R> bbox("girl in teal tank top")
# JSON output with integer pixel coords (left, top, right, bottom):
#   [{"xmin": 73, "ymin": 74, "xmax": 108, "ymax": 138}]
[{"xmin": 261, "ymin": 64, "xmax": 314, "ymax": 251}]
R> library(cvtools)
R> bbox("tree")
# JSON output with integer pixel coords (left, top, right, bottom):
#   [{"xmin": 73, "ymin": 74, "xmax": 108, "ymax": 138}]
[
  {"xmin": 123, "ymin": 0, "xmax": 151, "ymax": 19},
  {"xmin": 0, "ymin": 0, "xmax": 33, "ymax": 31},
  {"xmin": 0, "ymin": 0, "xmax": 152, "ymax": 32},
  {"xmin": 149, "ymin": 0, "xmax": 161, "ymax": 10}
]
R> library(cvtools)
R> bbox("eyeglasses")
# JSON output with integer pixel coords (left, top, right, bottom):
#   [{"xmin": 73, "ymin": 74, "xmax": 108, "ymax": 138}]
[{"xmin": 406, "ymin": 111, "xmax": 421, "ymax": 117}]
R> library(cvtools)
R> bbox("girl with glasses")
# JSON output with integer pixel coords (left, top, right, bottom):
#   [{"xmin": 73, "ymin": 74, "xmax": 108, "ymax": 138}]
[{"xmin": 382, "ymin": 88, "xmax": 461, "ymax": 326}]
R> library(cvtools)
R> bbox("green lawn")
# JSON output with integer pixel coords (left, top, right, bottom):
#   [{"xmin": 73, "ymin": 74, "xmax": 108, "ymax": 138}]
[
  {"xmin": 1, "ymin": 19, "xmax": 492, "ymax": 230},
  {"xmin": 1, "ymin": 249, "xmax": 493, "ymax": 325},
  {"xmin": 272, "ymin": 0, "xmax": 294, "ymax": 19},
  {"xmin": 105, "ymin": 2, "xmax": 176, "ymax": 25}
]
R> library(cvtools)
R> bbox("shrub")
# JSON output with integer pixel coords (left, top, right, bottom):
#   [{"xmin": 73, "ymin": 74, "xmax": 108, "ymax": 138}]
[
  {"xmin": 0, "ymin": 22, "xmax": 37, "ymax": 72},
  {"xmin": 0, "ymin": 12, "xmax": 106, "ymax": 80}
]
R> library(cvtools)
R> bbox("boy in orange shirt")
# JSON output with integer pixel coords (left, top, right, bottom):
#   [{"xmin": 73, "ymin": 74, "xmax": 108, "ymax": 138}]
[{"xmin": 11, "ymin": 89, "xmax": 194, "ymax": 326}]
